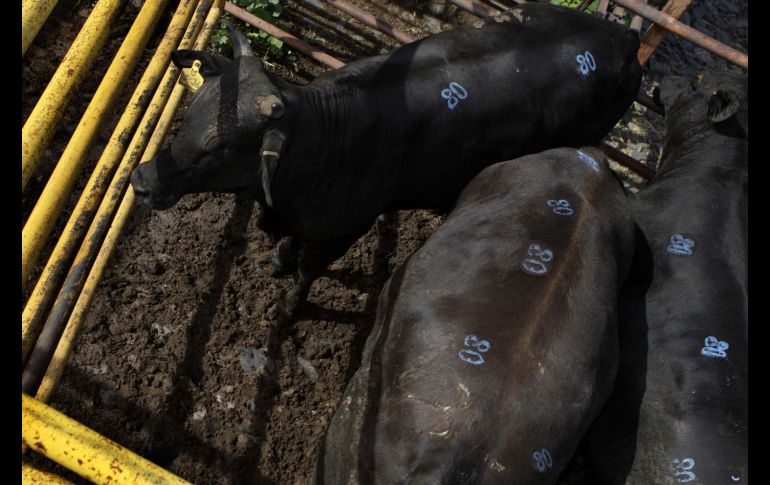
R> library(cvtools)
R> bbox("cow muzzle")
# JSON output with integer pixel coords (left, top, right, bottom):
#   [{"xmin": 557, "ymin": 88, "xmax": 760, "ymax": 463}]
[{"xmin": 130, "ymin": 165, "xmax": 182, "ymax": 211}]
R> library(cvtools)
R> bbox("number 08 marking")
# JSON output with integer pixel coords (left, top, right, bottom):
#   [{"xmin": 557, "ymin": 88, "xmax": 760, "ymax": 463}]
[
  {"xmin": 671, "ymin": 458, "xmax": 696, "ymax": 483},
  {"xmin": 547, "ymin": 199, "xmax": 573, "ymax": 216},
  {"xmin": 458, "ymin": 335, "xmax": 490, "ymax": 365},
  {"xmin": 441, "ymin": 81, "xmax": 469, "ymax": 110},
  {"xmin": 521, "ymin": 244, "xmax": 554, "ymax": 276}
]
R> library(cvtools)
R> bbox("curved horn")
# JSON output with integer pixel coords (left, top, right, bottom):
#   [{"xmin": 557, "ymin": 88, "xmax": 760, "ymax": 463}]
[{"xmin": 227, "ymin": 23, "xmax": 254, "ymax": 58}]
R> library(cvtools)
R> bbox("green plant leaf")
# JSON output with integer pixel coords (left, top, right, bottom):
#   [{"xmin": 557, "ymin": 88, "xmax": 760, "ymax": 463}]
[{"xmin": 268, "ymin": 37, "xmax": 284, "ymax": 49}]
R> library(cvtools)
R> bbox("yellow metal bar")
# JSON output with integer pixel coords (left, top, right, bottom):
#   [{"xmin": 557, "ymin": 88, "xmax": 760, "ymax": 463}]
[
  {"xmin": 22, "ymin": 0, "xmax": 171, "ymax": 292},
  {"xmin": 21, "ymin": 0, "xmax": 127, "ymax": 192},
  {"xmin": 21, "ymin": 0, "xmax": 60, "ymax": 56},
  {"xmin": 36, "ymin": 0, "xmax": 226, "ymax": 404},
  {"xmin": 22, "ymin": 460, "xmax": 77, "ymax": 485},
  {"xmin": 22, "ymin": 393, "xmax": 191, "ymax": 484},
  {"xmin": 22, "ymin": 0, "xmax": 214, "ymax": 396},
  {"xmin": 22, "ymin": 0, "xmax": 204, "ymax": 367}
]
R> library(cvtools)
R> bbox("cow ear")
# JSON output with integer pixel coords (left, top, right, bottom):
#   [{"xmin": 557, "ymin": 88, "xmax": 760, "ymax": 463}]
[
  {"xmin": 260, "ymin": 129, "xmax": 287, "ymax": 207},
  {"xmin": 708, "ymin": 89, "xmax": 742, "ymax": 123},
  {"xmin": 171, "ymin": 50, "xmax": 231, "ymax": 78}
]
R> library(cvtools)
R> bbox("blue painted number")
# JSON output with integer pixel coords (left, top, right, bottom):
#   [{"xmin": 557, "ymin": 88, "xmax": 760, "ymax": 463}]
[
  {"xmin": 441, "ymin": 82, "xmax": 469, "ymax": 110},
  {"xmin": 522, "ymin": 244, "xmax": 553, "ymax": 276},
  {"xmin": 667, "ymin": 234, "xmax": 695, "ymax": 256},
  {"xmin": 577, "ymin": 51, "xmax": 596, "ymax": 77},
  {"xmin": 459, "ymin": 335, "xmax": 490, "ymax": 365},
  {"xmin": 701, "ymin": 336, "xmax": 729, "ymax": 359},
  {"xmin": 532, "ymin": 449, "xmax": 553, "ymax": 473},
  {"xmin": 547, "ymin": 199, "xmax": 573, "ymax": 216},
  {"xmin": 671, "ymin": 458, "xmax": 696, "ymax": 483}
]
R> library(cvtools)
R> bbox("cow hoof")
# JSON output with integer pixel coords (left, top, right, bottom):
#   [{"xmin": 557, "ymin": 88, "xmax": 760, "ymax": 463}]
[
  {"xmin": 266, "ymin": 259, "xmax": 290, "ymax": 277},
  {"xmin": 267, "ymin": 247, "xmax": 297, "ymax": 277},
  {"xmin": 274, "ymin": 307, "xmax": 292, "ymax": 326},
  {"xmin": 272, "ymin": 290, "xmax": 301, "ymax": 325}
]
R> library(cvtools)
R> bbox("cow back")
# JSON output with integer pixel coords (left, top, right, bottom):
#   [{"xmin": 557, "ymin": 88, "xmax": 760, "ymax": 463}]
[
  {"xmin": 315, "ymin": 147, "xmax": 635, "ymax": 484},
  {"xmin": 270, "ymin": 4, "xmax": 642, "ymax": 241},
  {"xmin": 582, "ymin": 71, "xmax": 748, "ymax": 484}
]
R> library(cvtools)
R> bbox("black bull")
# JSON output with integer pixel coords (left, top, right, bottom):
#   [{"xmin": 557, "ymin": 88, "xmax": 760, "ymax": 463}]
[
  {"xmin": 315, "ymin": 147, "xmax": 636, "ymax": 484},
  {"xmin": 130, "ymin": 3, "xmax": 642, "ymax": 318},
  {"xmin": 581, "ymin": 70, "xmax": 748, "ymax": 483}
]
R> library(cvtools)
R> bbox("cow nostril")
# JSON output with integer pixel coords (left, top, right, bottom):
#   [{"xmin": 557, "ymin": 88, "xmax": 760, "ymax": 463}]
[{"xmin": 130, "ymin": 170, "xmax": 148, "ymax": 196}]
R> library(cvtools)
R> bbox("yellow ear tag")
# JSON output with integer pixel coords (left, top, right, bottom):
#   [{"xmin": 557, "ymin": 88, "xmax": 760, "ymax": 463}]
[{"xmin": 180, "ymin": 59, "xmax": 203, "ymax": 93}]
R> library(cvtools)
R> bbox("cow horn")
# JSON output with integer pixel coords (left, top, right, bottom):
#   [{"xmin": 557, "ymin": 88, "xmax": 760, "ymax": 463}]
[
  {"xmin": 227, "ymin": 23, "xmax": 254, "ymax": 58},
  {"xmin": 260, "ymin": 129, "xmax": 287, "ymax": 207}
]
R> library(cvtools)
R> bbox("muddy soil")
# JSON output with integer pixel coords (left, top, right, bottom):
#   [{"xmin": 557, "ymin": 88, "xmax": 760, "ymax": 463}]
[{"xmin": 22, "ymin": 0, "xmax": 747, "ymax": 483}]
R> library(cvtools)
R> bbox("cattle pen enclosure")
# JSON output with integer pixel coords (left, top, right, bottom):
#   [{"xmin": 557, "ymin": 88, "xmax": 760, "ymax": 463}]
[{"xmin": 21, "ymin": 0, "xmax": 747, "ymax": 483}]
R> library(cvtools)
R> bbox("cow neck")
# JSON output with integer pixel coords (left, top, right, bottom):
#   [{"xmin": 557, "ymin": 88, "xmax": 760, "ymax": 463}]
[
  {"xmin": 657, "ymin": 131, "xmax": 747, "ymax": 182},
  {"xmin": 262, "ymin": 84, "xmax": 356, "ymax": 228},
  {"xmin": 284, "ymin": 83, "xmax": 355, "ymax": 166}
]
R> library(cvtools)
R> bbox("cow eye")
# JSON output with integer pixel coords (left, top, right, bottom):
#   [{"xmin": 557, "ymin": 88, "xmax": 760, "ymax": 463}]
[{"xmin": 271, "ymin": 102, "xmax": 285, "ymax": 118}]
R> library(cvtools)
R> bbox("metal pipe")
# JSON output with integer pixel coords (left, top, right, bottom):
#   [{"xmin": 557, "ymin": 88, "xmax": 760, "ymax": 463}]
[
  {"xmin": 612, "ymin": 0, "xmax": 747, "ymax": 70},
  {"xmin": 636, "ymin": 91, "xmax": 664, "ymax": 115},
  {"xmin": 22, "ymin": 393, "xmax": 191, "ymax": 485},
  {"xmin": 599, "ymin": 142, "xmax": 655, "ymax": 180},
  {"xmin": 22, "ymin": 0, "xmax": 213, "ymax": 396},
  {"xmin": 486, "ymin": 0, "xmax": 517, "ymax": 10},
  {"xmin": 283, "ymin": 7, "xmax": 373, "ymax": 51},
  {"xmin": 379, "ymin": 2, "xmax": 452, "ymax": 33},
  {"xmin": 22, "ymin": 0, "xmax": 171, "ymax": 293},
  {"xmin": 292, "ymin": 0, "xmax": 386, "ymax": 47},
  {"xmin": 21, "ymin": 0, "xmax": 60, "ymax": 56},
  {"xmin": 324, "ymin": 0, "xmax": 415, "ymax": 44},
  {"xmin": 22, "ymin": 460, "xmax": 77, "ymax": 485},
  {"xmin": 445, "ymin": 0, "xmax": 498, "ymax": 18},
  {"xmin": 21, "ymin": 0, "xmax": 206, "ymax": 368},
  {"xmin": 225, "ymin": 2, "xmax": 345, "ymax": 69},
  {"xmin": 35, "ymin": 0, "xmax": 226, "ymax": 405},
  {"xmin": 637, "ymin": 0, "xmax": 692, "ymax": 65},
  {"xmin": 21, "ymin": 0, "xmax": 127, "ymax": 192}
]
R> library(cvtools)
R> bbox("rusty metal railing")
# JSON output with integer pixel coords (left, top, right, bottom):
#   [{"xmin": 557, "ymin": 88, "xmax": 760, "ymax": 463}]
[{"xmin": 613, "ymin": 0, "xmax": 747, "ymax": 69}]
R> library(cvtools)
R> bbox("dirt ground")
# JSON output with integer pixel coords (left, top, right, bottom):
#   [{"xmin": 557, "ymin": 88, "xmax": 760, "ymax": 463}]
[{"xmin": 22, "ymin": 0, "xmax": 747, "ymax": 483}]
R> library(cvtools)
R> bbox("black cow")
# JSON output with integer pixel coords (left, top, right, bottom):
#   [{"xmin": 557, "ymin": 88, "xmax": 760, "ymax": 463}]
[
  {"xmin": 131, "ymin": 3, "xmax": 642, "ymax": 319},
  {"xmin": 314, "ymin": 147, "xmax": 636, "ymax": 484},
  {"xmin": 581, "ymin": 70, "xmax": 748, "ymax": 483}
]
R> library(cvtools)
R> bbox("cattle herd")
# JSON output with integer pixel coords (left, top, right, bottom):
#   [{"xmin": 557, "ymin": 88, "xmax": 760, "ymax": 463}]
[{"xmin": 130, "ymin": 3, "xmax": 747, "ymax": 483}]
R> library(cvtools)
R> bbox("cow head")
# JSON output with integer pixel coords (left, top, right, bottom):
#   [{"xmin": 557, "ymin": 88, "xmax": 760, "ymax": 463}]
[
  {"xmin": 131, "ymin": 24, "xmax": 288, "ymax": 210},
  {"xmin": 654, "ymin": 70, "xmax": 748, "ymax": 143}
]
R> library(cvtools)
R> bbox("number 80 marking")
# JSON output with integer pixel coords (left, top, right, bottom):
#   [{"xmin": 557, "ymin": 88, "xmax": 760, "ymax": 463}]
[
  {"xmin": 441, "ymin": 82, "xmax": 469, "ymax": 110},
  {"xmin": 576, "ymin": 51, "xmax": 596, "ymax": 77}
]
